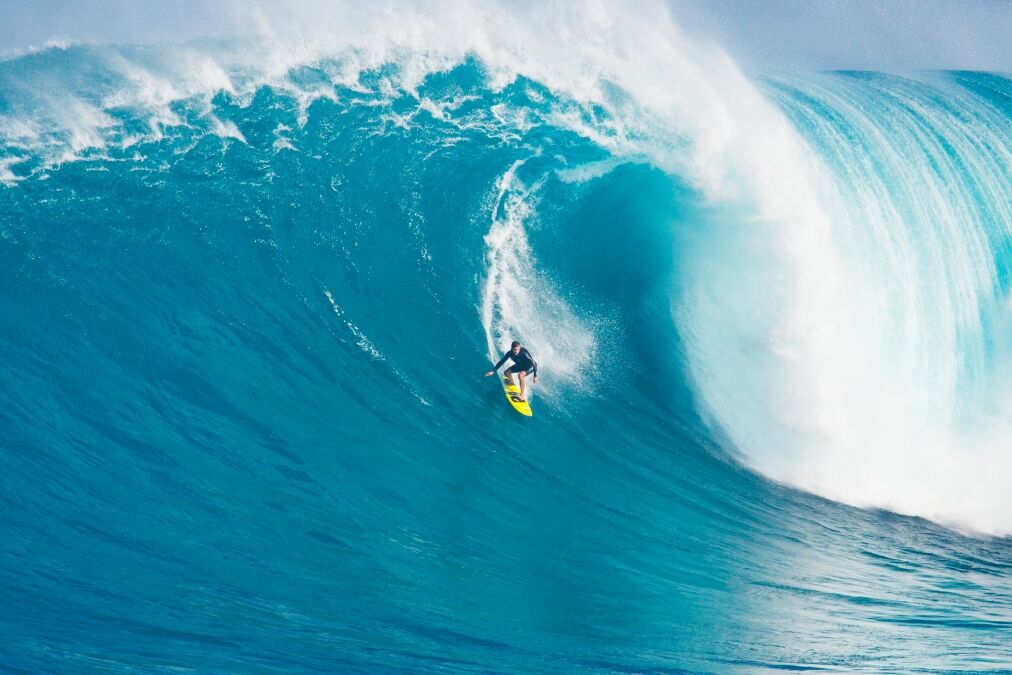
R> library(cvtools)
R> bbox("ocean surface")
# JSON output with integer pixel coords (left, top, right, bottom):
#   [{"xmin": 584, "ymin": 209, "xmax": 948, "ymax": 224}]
[{"xmin": 2, "ymin": 4, "xmax": 1011, "ymax": 672}]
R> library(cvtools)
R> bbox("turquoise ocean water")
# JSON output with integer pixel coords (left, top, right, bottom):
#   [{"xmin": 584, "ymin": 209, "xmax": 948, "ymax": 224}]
[{"xmin": 2, "ymin": 12, "xmax": 1011, "ymax": 671}]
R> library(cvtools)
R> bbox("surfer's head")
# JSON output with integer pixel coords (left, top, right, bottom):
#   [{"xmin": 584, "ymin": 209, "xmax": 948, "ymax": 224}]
[{"xmin": 511, "ymin": 341, "xmax": 521, "ymax": 352}]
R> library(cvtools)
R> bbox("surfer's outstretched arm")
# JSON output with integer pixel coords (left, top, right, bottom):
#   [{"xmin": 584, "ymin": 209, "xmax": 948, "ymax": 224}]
[
  {"xmin": 491, "ymin": 352, "xmax": 510, "ymax": 371},
  {"xmin": 484, "ymin": 352, "xmax": 510, "ymax": 377}
]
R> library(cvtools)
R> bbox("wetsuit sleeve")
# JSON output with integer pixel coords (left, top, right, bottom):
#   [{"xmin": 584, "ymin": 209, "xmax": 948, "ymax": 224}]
[{"xmin": 492, "ymin": 352, "xmax": 510, "ymax": 372}]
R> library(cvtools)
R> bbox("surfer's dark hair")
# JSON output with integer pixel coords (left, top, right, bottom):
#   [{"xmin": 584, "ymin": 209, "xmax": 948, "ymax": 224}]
[{"xmin": 511, "ymin": 341, "xmax": 521, "ymax": 348}]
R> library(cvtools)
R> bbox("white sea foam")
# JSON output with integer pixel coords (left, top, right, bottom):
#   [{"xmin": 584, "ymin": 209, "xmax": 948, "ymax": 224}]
[
  {"xmin": 0, "ymin": 156, "xmax": 22, "ymax": 186},
  {"xmin": 480, "ymin": 160, "xmax": 597, "ymax": 399},
  {"xmin": 0, "ymin": 37, "xmax": 75, "ymax": 62},
  {"xmin": 323, "ymin": 288, "xmax": 431, "ymax": 406},
  {"xmin": 686, "ymin": 72, "xmax": 1012, "ymax": 535},
  {"xmin": 324, "ymin": 289, "xmax": 384, "ymax": 362}
]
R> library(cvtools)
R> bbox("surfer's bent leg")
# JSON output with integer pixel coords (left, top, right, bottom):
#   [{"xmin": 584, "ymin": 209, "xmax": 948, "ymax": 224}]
[{"xmin": 517, "ymin": 370, "xmax": 527, "ymax": 400}]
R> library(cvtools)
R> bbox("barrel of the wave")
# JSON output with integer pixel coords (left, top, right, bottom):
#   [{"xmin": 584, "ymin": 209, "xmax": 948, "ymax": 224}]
[{"xmin": 501, "ymin": 375, "xmax": 533, "ymax": 416}]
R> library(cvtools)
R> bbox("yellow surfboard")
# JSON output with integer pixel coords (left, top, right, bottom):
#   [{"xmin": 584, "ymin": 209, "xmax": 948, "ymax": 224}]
[{"xmin": 502, "ymin": 375, "xmax": 533, "ymax": 417}]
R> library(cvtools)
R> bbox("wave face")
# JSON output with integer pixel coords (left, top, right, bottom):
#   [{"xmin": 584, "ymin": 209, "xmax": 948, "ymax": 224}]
[{"xmin": 2, "ymin": 4, "xmax": 1011, "ymax": 671}]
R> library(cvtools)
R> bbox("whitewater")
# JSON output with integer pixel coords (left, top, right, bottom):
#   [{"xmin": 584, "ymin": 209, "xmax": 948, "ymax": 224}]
[{"xmin": 1, "ymin": 1, "xmax": 1010, "ymax": 671}]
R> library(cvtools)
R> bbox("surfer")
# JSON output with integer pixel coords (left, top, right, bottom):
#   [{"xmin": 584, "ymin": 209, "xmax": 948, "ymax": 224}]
[{"xmin": 485, "ymin": 341, "xmax": 538, "ymax": 402}]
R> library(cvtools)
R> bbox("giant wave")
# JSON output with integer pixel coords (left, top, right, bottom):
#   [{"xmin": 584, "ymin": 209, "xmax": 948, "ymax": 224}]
[{"xmin": 1, "ymin": 1, "xmax": 1010, "ymax": 671}]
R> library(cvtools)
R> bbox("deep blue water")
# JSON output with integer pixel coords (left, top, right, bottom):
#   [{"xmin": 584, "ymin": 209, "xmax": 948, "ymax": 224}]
[{"xmin": 1, "ymin": 34, "xmax": 1011, "ymax": 673}]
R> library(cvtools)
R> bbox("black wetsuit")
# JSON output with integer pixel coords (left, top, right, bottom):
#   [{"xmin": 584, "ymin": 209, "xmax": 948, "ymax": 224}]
[{"xmin": 492, "ymin": 348, "xmax": 538, "ymax": 376}]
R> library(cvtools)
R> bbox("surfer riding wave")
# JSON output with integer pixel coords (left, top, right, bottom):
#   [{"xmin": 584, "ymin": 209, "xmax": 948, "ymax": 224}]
[{"xmin": 485, "ymin": 341, "xmax": 538, "ymax": 402}]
